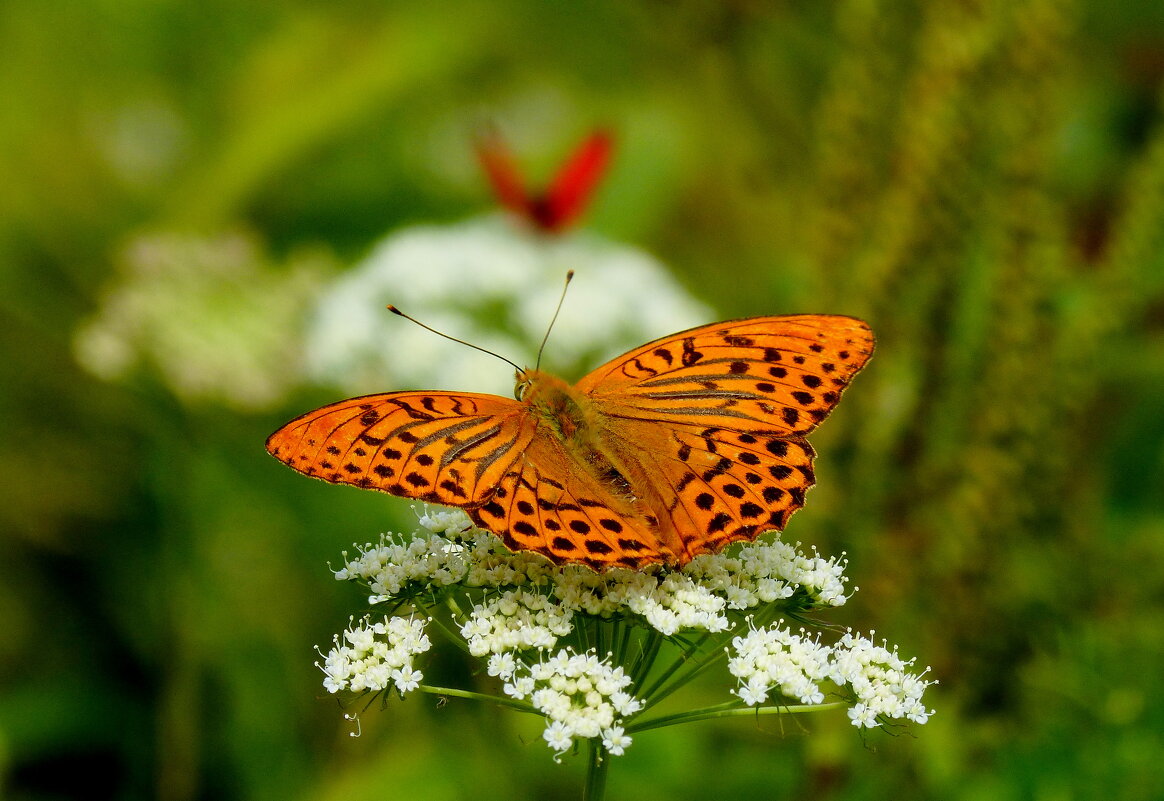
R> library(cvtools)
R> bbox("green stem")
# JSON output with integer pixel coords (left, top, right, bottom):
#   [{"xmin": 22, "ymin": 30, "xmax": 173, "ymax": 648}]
[
  {"xmin": 615, "ymin": 619, "xmax": 632, "ymax": 665},
  {"xmin": 583, "ymin": 740, "xmax": 610, "ymax": 801},
  {"xmin": 638, "ymin": 633, "xmax": 709, "ymax": 699},
  {"xmin": 594, "ymin": 616, "xmax": 608, "ymax": 658},
  {"xmin": 442, "ymin": 592, "xmax": 466, "ymax": 618},
  {"xmin": 411, "ymin": 599, "xmax": 472, "ymax": 656},
  {"xmin": 638, "ymin": 642, "xmax": 731, "ymax": 711},
  {"xmin": 626, "ymin": 700, "xmax": 848, "ymax": 734},
  {"xmin": 578, "ymin": 615, "xmax": 592, "ymax": 653},
  {"xmin": 629, "ymin": 630, "xmax": 662, "ymax": 687},
  {"xmin": 415, "ymin": 684, "xmax": 540, "ymax": 715}
]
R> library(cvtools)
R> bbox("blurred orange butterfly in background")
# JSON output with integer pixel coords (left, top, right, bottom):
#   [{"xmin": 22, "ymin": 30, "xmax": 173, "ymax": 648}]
[
  {"xmin": 266, "ymin": 314, "xmax": 874, "ymax": 570},
  {"xmin": 475, "ymin": 127, "xmax": 613, "ymax": 232}
]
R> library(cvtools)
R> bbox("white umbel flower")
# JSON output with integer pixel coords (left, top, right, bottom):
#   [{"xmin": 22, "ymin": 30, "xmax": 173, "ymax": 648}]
[
  {"xmin": 74, "ymin": 230, "xmax": 329, "ymax": 409},
  {"xmin": 316, "ymin": 615, "xmax": 432, "ymax": 696},
  {"xmin": 727, "ymin": 621, "xmax": 834, "ymax": 706},
  {"xmin": 727, "ymin": 621, "xmax": 935, "ymax": 729},
  {"xmin": 323, "ymin": 513, "xmax": 934, "ymax": 756},
  {"xmin": 459, "ymin": 589, "xmax": 574, "ymax": 656},
  {"xmin": 502, "ymin": 648, "xmax": 643, "ymax": 757}
]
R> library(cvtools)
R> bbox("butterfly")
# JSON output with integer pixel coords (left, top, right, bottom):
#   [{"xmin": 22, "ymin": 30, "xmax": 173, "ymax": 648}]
[
  {"xmin": 266, "ymin": 315, "xmax": 874, "ymax": 570},
  {"xmin": 476, "ymin": 128, "xmax": 613, "ymax": 232}
]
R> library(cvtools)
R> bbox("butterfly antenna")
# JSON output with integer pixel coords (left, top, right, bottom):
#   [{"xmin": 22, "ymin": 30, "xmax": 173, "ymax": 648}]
[
  {"xmin": 386, "ymin": 305, "xmax": 523, "ymax": 372},
  {"xmin": 535, "ymin": 270, "xmax": 574, "ymax": 370}
]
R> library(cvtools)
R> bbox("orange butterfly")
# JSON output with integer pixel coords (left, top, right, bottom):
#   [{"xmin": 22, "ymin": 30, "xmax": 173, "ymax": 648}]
[{"xmin": 267, "ymin": 316, "xmax": 874, "ymax": 570}]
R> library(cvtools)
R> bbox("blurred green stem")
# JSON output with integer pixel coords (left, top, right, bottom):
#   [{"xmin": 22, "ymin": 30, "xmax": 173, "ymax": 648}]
[
  {"xmin": 584, "ymin": 740, "xmax": 609, "ymax": 801},
  {"xmin": 627, "ymin": 700, "xmax": 847, "ymax": 734},
  {"xmin": 416, "ymin": 685, "xmax": 538, "ymax": 715}
]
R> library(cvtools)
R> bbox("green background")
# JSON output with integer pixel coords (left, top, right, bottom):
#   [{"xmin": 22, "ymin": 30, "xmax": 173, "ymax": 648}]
[{"xmin": 3, "ymin": 1, "xmax": 1163, "ymax": 799}]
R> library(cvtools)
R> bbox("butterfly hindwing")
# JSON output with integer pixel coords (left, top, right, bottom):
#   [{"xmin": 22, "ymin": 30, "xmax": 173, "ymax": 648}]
[
  {"xmin": 265, "ymin": 392, "xmax": 534, "ymax": 507},
  {"xmin": 577, "ymin": 315, "xmax": 874, "ymax": 436},
  {"xmin": 605, "ymin": 421, "xmax": 817, "ymax": 562},
  {"xmin": 468, "ymin": 434, "xmax": 672, "ymax": 570}
]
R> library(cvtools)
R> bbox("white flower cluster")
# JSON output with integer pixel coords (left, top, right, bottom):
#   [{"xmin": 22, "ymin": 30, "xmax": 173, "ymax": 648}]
[
  {"xmin": 338, "ymin": 507, "xmax": 850, "ymax": 641},
  {"xmin": 73, "ymin": 230, "xmax": 331, "ymax": 410},
  {"xmin": 831, "ymin": 631, "xmax": 935, "ymax": 727},
  {"xmin": 304, "ymin": 214, "xmax": 712, "ymax": 398},
  {"xmin": 460, "ymin": 589, "xmax": 574, "ymax": 656},
  {"xmin": 557, "ymin": 570, "xmax": 730, "ymax": 635},
  {"xmin": 727, "ymin": 624, "xmax": 833, "ymax": 707},
  {"xmin": 334, "ymin": 510, "xmax": 557, "ymax": 602},
  {"xmin": 727, "ymin": 623, "xmax": 935, "ymax": 729},
  {"xmin": 321, "ymin": 507, "xmax": 932, "ymax": 754},
  {"xmin": 317, "ymin": 615, "xmax": 432, "ymax": 696},
  {"xmin": 334, "ymin": 531, "xmax": 474, "ymax": 599},
  {"xmin": 492, "ymin": 649, "xmax": 642, "ymax": 758}
]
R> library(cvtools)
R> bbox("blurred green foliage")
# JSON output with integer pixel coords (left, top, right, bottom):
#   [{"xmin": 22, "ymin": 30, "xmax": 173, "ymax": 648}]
[{"xmin": 2, "ymin": 0, "xmax": 1163, "ymax": 799}]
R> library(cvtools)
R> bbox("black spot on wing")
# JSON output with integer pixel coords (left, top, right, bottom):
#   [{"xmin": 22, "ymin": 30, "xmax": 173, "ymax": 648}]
[{"xmin": 681, "ymin": 338, "xmax": 703, "ymax": 366}]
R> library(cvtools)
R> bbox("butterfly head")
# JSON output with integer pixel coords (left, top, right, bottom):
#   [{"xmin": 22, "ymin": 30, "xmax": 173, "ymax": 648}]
[{"xmin": 514, "ymin": 368, "xmax": 574, "ymax": 408}]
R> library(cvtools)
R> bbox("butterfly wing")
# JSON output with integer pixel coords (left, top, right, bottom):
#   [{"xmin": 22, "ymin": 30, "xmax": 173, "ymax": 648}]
[
  {"xmin": 576, "ymin": 315, "xmax": 874, "ymax": 562},
  {"xmin": 543, "ymin": 130, "xmax": 613, "ymax": 231},
  {"xmin": 468, "ymin": 432, "xmax": 674, "ymax": 570},
  {"xmin": 266, "ymin": 392, "xmax": 535, "ymax": 507},
  {"xmin": 576, "ymin": 315, "xmax": 874, "ymax": 435},
  {"xmin": 475, "ymin": 129, "xmax": 532, "ymax": 218},
  {"xmin": 268, "ymin": 387, "xmax": 667, "ymax": 569},
  {"xmin": 267, "ymin": 316, "xmax": 872, "ymax": 569},
  {"xmin": 600, "ymin": 420, "xmax": 821, "ymax": 562}
]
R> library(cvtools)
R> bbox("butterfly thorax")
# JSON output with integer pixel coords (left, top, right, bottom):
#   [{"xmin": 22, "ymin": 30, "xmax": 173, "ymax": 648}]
[
  {"xmin": 519, "ymin": 370, "xmax": 592, "ymax": 445},
  {"xmin": 519, "ymin": 369, "xmax": 637, "ymax": 499}
]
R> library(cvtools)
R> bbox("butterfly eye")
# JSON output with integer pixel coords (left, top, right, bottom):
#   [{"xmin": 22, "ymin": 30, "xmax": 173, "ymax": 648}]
[{"xmin": 515, "ymin": 372, "xmax": 530, "ymax": 401}]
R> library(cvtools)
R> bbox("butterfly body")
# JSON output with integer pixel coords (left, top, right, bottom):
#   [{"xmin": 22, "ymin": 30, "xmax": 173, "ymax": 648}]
[
  {"xmin": 267, "ymin": 315, "xmax": 874, "ymax": 570},
  {"xmin": 520, "ymin": 370, "xmax": 591, "ymax": 445},
  {"xmin": 517, "ymin": 368, "xmax": 687, "ymax": 562}
]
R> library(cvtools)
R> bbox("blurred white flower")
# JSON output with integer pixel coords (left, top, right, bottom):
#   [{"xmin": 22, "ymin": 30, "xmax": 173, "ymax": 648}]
[
  {"xmin": 74, "ymin": 231, "xmax": 332, "ymax": 410},
  {"xmin": 304, "ymin": 214, "xmax": 712, "ymax": 397}
]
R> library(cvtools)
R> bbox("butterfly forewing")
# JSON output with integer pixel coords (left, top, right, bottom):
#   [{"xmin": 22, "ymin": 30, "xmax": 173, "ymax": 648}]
[
  {"xmin": 576, "ymin": 315, "xmax": 874, "ymax": 436},
  {"xmin": 265, "ymin": 392, "xmax": 534, "ymax": 506}
]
